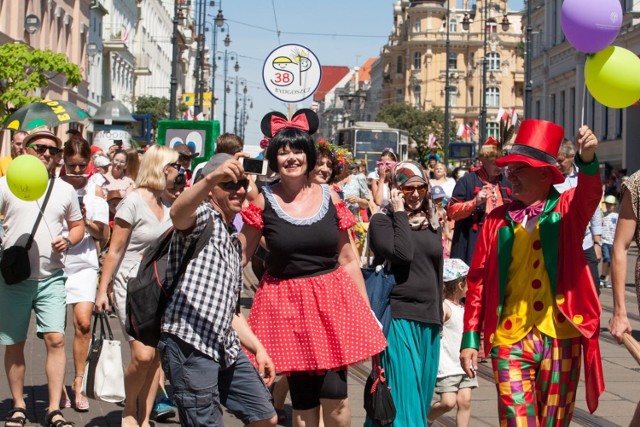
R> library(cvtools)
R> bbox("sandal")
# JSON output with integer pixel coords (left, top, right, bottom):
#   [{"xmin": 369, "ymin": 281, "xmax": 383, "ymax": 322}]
[
  {"xmin": 59, "ymin": 399, "xmax": 71, "ymax": 409},
  {"xmin": 5, "ymin": 407, "xmax": 27, "ymax": 427},
  {"xmin": 73, "ymin": 396, "xmax": 89, "ymax": 412},
  {"xmin": 45, "ymin": 409, "xmax": 74, "ymax": 427}
]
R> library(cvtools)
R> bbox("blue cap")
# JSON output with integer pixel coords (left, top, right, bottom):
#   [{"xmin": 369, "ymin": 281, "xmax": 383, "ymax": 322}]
[{"xmin": 431, "ymin": 185, "xmax": 446, "ymax": 200}]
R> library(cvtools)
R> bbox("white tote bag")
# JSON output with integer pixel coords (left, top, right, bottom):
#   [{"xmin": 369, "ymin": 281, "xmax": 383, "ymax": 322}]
[{"xmin": 82, "ymin": 312, "xmax": 126, "ymax": 403}]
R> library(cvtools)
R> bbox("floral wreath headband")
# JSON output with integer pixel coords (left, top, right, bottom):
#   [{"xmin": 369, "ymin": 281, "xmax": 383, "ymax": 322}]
[
  {"xmin": 316, "ymin": 137, "xmax": 353, "ymax": 171},
  {"xmin": 260, "ymin": 108, "xmax": 319, "ymax": 139}
]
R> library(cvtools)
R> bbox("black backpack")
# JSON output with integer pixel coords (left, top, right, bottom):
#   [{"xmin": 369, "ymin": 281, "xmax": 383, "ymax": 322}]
[{"xmin": 125, "ymin": 217, "xmax": 214, "ymax": 346}]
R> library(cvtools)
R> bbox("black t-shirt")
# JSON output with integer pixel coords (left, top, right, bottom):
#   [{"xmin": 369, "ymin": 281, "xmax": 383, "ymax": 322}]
[{"xmin": 263, "ymin": 185, "xmax": 340, "ymax": 279}]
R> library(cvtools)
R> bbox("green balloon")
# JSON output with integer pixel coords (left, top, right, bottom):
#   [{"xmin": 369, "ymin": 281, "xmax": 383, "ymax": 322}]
[
  {"xmin": 585, "ymin": 46, "xmax": 640, "ymax": 108},
  {"xmin": 6, "ymin": 155, "xmax": 49, "ymax": 201}
]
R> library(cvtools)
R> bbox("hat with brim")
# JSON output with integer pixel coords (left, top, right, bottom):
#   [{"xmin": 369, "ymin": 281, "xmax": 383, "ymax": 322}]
[
  {"xmin": 175, "ymin": 144, "xmax": 199, "ymax": 158},
  {"xmin": 23, "ymin": 129, "xmax": 62, "ymax": 148},
  {"xmin": 604, "ymin": 195, "xmax": 618, "ymax": 204},
  {"xmin": 495, "ymin": 119, "xmax": 565, "ymax": 185}
]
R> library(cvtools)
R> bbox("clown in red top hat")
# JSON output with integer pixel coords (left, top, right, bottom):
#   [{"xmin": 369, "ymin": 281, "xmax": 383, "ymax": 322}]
[{"xmin": 460, "ymin": 120, "xmax": 604, "ymax": 426}]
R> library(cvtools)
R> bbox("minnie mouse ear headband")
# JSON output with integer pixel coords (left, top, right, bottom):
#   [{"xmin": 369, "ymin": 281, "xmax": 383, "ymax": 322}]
[{"xmin": 260, "ymin": 109, "xmax": 319, "ymax": 138}]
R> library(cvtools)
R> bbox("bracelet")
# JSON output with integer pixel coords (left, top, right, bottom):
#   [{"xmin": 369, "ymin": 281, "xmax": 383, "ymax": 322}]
[{"xmin": 593, "ymin": 241, "xmax": 601, "ymax": 246}]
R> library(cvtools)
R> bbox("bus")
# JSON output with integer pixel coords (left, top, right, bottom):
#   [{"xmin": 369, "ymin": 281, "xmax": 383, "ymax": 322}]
[{"xmin": 334, "ymin": 122, "xmax": 409, "ymax": 173}]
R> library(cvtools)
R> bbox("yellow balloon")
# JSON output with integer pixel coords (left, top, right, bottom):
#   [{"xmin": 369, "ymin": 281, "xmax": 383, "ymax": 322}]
[
  {"xmin": 6, "ymin": 155, "xmax": 49, "ymax": 201},
  {"xmin": 585, "ymin": 46, "xmax": 640, "ymax": 108}
]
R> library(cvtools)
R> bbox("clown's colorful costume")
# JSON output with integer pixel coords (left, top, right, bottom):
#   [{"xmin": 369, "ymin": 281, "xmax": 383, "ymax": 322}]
[{"xmin": 462, "ymin": 122, "xmax": 605, "ymax": 427}]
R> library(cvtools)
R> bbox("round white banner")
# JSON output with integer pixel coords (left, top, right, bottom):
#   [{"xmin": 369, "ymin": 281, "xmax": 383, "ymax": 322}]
[{"xmin": 262, "ymin": 44, "xmax": 322, "ymax": 103}]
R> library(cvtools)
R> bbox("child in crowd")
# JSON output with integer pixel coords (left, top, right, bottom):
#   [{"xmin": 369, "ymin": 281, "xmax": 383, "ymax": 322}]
[
  {"xmin": 600, "ymin": 195, "xmax": 619, "ymax": 288},
  {"xmin": 428, "ymin": 258, "xmax": 478, "ymax": 427}
]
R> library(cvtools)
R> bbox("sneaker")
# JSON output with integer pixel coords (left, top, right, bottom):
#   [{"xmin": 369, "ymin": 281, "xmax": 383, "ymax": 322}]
[{"xmin": 153, "ymin": 397, "xmax": 176, "ymax": 422}]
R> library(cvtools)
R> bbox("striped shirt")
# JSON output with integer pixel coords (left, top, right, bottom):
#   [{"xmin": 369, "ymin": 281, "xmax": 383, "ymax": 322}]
[{"xmin": 162, "ymin": 202, "xmax": 242, "ymax": 367}]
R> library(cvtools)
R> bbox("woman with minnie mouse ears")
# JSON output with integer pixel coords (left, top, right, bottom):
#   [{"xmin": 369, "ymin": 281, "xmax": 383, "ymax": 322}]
[{"xmin": 240, "ymin": 109, "xmax": 387, "ymax": 426}]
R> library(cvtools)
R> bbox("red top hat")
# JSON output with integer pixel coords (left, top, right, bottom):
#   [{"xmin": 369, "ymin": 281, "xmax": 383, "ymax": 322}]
[{"xmin": 495, "ymin": 119, "xmax": 565, "ymax": 184}]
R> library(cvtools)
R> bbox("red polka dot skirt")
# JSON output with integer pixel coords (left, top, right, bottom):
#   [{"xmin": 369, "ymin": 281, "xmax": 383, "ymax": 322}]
[{"xmin": 247, "ymin": 267, "xmax": 388, "ymax": 374}]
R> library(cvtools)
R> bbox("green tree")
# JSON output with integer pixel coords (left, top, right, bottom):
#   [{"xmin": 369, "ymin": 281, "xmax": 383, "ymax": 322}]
[
  {"xmin": 376, "ymin": 103, "xmax": 456, "ymax": 166},
  {"xmin": 0, "ymin": 43, "xmax": 82, "ymax": 124},
  {"xmin": 134, "ymin": 95, "xmax": 170, "ymax": 133}
]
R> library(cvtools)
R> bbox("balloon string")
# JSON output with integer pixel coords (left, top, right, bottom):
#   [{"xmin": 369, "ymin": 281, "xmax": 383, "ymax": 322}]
[{"xmin": 580, "ymin": 83, "xmax": 587, "ymax": 156}]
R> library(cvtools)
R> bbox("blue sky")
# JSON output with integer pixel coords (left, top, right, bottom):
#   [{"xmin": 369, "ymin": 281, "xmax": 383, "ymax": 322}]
[{"xmin": 215, "ymin": 0, "xmax": 525, "ymax": 146}]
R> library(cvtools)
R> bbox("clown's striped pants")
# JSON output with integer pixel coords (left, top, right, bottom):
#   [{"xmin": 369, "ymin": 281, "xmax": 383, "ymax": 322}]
[{"xmin": 491, "ymin": 328, "xmax": 582, "ymax": 427}]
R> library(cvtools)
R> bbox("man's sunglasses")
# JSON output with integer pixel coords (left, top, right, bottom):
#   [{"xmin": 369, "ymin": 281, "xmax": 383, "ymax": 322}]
[
  {"xmin": 178, "ymin": 154, "xmax": 192, "ymax": 162},
  {"xmin": 220, "ymin": 179, "xmax": 249, "ymax": 191},
  {"xmin": 29, "ymin": 144, "xmax": 63, "ymax": 156}
]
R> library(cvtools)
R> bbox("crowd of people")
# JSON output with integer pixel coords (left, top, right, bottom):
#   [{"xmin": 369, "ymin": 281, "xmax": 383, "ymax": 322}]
[{"xmin": 0, "ymin": 111, "xmax": 637, "ymax": 427}]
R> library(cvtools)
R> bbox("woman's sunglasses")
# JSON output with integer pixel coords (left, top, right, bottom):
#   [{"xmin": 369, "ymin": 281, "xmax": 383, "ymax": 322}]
[
  {"xmin": 220, "ymin": 179, "xmax": 249, "ymax": 191},
  {"xmin": 399, "ymin": 185, "xmax": 429, "ymax": 197},
  {"xmin": 29, "ymin": 144, "xmax": 63, "ymax": 156},
  {"xmin": 168, "ymin": 162, "xmax": 182, "ymax": 171}
]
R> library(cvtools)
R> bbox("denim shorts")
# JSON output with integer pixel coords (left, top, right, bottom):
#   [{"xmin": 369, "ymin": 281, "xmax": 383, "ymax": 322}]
[
  {"xmin": 158, "ymin": 333, "xmax": 275, "ymax": 426},
  {"xmin": 0, "ymin": 270, "xmax": 67, "ymax": 344},
  {"xmin": 602, "ymin": 243, "xmax": 612, "ymax": 263}
]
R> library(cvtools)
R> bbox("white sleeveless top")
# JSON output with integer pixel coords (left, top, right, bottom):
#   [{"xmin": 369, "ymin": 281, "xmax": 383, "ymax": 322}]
[{"xmin": 437, "ymin": 299, "xmax": 466, "ymax": 378}]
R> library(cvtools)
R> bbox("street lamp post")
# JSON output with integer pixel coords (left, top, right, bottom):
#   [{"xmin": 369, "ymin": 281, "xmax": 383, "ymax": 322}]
[
  {"xmin": 206, "ymin": 18, "xmax": 230, "ymax": 120},
  {"xmin": 240, "ymin": 94, "xmax": 252, "ymax": 140},
  {"xmin": 194, "ymin": 0, "xmax": 208, "ymax": 116},
  {"xmin": 217, "ymin": 50, "xmax": 239, "ymax": 133},
  {"xmin": 462, "ymin": 1, "xmax": 510, "ymax": 142},
  {"xmin": 479, "ymin": 2, "xmax": 489, "ymax": 143},
  {"xmin": 525, "ymin": 0, "xmax": 532, "ymax": 119},
  {"xmin": 443, "ymin": 0, "xmax": 451, "ymax": 168},
  {"xmin": 234, "ymin": 77, "xmax": 246, "ymax": 134},
  {"xmin": 169, "ymin": 0, "xmax": 181, "ymax": 119}
]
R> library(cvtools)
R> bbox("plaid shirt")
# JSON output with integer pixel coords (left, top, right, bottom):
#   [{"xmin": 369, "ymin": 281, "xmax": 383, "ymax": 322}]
[{"xmin": 162, "ymin": 202, "xmax": 242, "ymax": 366}]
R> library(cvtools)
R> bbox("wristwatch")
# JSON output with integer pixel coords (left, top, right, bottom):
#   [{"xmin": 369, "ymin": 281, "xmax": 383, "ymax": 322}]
[{"xmin": 63, "ymin": 237, "xmax": 73, "ymax": 251}]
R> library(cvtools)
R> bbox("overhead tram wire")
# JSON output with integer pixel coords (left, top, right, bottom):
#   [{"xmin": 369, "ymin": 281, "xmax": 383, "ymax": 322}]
[
  {"xmin": 271, "ymin": 0, "xmax": 281, "ymax": 44},
  {"xmin": 225, "ymin": 19, "xmax": 387, "ymax": 39}
]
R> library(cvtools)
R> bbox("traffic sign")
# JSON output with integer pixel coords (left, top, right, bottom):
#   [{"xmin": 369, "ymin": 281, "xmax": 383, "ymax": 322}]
[{"xmin": 262, "ymin": 44, "xmax": 322, "ymax": 103}]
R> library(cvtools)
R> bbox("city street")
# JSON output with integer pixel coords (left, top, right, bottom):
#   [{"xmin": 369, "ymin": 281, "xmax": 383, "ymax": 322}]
[{"xmin": 1, "ymin": 249, "xmax": 640, "ymax": 426}]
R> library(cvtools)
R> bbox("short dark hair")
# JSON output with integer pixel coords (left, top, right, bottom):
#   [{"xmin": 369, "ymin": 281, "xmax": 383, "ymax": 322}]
[
  {"xmin": 214, "ymin": 133, "xmax": 243, "ymax": 155},
  {"xmin": 266, "ymin": 128, "xmax": 317, "ymax": 174}
]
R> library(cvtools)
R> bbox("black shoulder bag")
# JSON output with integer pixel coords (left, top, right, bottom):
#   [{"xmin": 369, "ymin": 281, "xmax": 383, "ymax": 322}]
[{"xmin": 0, "ymin": 179, "xmax": 55, "ymax": 285}]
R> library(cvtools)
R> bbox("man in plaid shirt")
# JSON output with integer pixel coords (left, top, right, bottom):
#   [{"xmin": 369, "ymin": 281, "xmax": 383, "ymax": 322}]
[{"xmin": 159, "ymin": 153, "xmax": 277, "ymax": 427}]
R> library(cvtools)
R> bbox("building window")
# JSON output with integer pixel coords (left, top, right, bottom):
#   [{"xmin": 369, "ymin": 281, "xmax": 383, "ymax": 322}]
[
  {"xmin": 414, "ymin": 17, "xmax": 421, "ymax": 33},
  {"xmin": 487, "ymin": 122, "xmax": 499, "ymax": 139},
  {"xmin": 615, "ymin": 108, "xmax": 622, "ymax": 138},
  {"xmin": 414, "ymin": 85, "xmax": 421, "ymax": 109},
  {"xmin": 487, "ymin": 52, "xmax": 500, "ymax": 71},
  {"xmin": 602, "ymin": 106, "xmax": 609, "ymax": 140},
  {"xmin": 396, "ymin": 88, "xmax": 404, "ymax": 103},
  {"xmin": 569, "ymin": 87, "xmax": 575, "ymax": 133},
  {"xmin": 536, "ymin": 100, "xmax": 541, "ymax": 118},
  {"xmin": 550, "ymin": 94, "xmax": 556, "ymax": 123},
  {"xmin": 414, "ymin": 52, "xmax": 421, "ymax": 70},
  {"xmin": 486, "ymin": 87, "xmax": 499, "ymax": 107},
  {"xmin": 486, "ymin": 19, "xmax": 497, "ymax": 33},
  {"xmin": 449, "ymin": 18, "xmax": 457, "ymax": 33},
  {"xmin": 448, "ymin": 86, "xmax": 457, "ymax": 107},
  {"xmin": 396, "ymin": 56, "xmax": 403, "ymax": 74},
  {"xmin": 560, "ymin": 90, "xmax": 565, "ymax": 130},
  {"xmin": 448, "ymin": 52, "xmax": 458, "ymax": 70}
]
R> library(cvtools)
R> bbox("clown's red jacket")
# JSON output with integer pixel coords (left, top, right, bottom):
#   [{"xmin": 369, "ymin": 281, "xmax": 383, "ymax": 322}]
[{"xmin": 461, "ymin": 155, "xmax": 605, "ymax": 413}]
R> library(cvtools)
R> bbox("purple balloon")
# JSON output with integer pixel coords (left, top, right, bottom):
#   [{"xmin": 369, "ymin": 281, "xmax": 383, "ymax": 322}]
[{"xmin": 561, "ymin": 0, "xmax": 622, "ymax": 53}]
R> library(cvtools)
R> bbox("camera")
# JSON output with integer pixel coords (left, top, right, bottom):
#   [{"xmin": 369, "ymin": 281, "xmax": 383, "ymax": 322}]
[
  {"xmin": 114, "ymin": 139, "xmax": 123, "ymax": 147},
  {"xmin": 241, "ymin": 157, "xmax": 268, "ymax": 176}
]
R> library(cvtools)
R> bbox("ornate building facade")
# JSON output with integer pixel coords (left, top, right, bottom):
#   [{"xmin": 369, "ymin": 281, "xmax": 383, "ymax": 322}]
[{"xmin": 380, "ymin": 0, "xmax": 524, "ymax": 141}]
